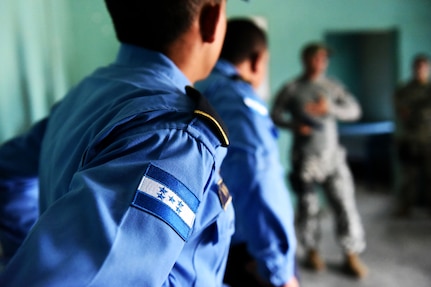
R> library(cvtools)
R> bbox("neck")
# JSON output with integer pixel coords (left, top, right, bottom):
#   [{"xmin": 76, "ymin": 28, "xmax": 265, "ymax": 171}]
[
  {"xmin": 305, "ymin": 70, "xmax": 324, "ymax": 81},
  {"xmin": 416, "ymin": 77, "xmax": 429, "ymax": 85},
  {"xmin": 235, "ymin": 60, "xmax": 259, "ymax": 88},
  {"xmin": 165, "ymin": 26, "xmax": 214, "ymax": 84},
  {"xmin": 235, "ymin": 61, "xmax": 252, "ymax": 79},
  {"xmin": 166, "ymin": 43, "xmax": 200, "ymax": 84},
  {"xmin": 304, "ymin": 71, "xmax": 322, "ymax": 81}
]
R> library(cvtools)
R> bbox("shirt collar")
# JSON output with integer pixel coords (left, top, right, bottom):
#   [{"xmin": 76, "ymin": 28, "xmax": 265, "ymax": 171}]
[
  {"xmin": 214, "ymin": 59, "xmax": 240, "ymax": 78},
  {"xmin": 115, "ymin": 43, "xmax": 191, "ymax": 92}
]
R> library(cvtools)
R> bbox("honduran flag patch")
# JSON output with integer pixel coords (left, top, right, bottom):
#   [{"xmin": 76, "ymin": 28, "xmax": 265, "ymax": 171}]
[{"xmin": 131, "ymin": 164, "xmax": 200, "ymax": 241}]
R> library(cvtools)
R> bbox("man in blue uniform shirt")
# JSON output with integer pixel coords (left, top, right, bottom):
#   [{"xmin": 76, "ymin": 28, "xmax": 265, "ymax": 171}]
[
  {"xmin": 196, "ymin": 19, "xmax": 299, "ymax": 287},
  {"xmin": 0, "ymin": 1, "xmax": 235, "ymax": 286}
]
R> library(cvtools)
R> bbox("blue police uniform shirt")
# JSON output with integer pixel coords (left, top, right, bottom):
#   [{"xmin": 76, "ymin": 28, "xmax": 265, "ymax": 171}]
[
  {"xmin": 196, "ymin": 60, "xmax": 297, "ymax": 286},
  {"xmin": 0, "ymin": 44, "xmax": 234, "ymax": 286}
]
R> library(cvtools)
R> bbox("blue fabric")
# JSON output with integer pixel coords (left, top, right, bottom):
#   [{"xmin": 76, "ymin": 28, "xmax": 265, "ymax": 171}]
[
  {"xmin": 0, "ymin": 44, "xmax": 234, "ymax": 286},
  {"xmin": 196, "ymin": 60, "xmax": 297, "ymax": 286},
  {"xmin": 0, "ymin": 119, "xmax": 46, "ymax": 261}
]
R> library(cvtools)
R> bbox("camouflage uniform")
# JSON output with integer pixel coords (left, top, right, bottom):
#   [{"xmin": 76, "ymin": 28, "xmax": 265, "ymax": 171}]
[
  {"xmin": 272, "ymin": 75, "xmax": 366, "ymax": 254},
  {"xmin": 394, "ymin": 80, "xmax": 431, "ymax": 212}
]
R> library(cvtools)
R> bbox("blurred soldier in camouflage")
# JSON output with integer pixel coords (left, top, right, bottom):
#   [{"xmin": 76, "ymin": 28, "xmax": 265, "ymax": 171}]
[
  {"xmin": 272, "ymin": 43, "xmax": 367, "ymax": 278},
  {"xmin": 394, "ymin": 54, "xmax": 431, "ymax": 216}
]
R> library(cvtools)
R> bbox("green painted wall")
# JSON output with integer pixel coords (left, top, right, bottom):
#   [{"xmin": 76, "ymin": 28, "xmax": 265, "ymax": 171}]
[
  {"xmin": 2, "ymin": 0, "xmax": 430, "ymax": 171},
  {"xmin": 66, "ymin": 1, "xmax": 118, "ymax": 86},
  {"xmin": 228, "ymin": 0, "xmax": 431, "ymax": 92},
  {"xmin": 65, "ymin": 0, "xmax": 431, "ymax": 91}
]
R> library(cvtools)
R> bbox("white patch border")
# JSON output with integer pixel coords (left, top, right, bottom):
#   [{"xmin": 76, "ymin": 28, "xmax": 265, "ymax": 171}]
[{"xmin": 137, "ymin": 176, "xmax": 196, "ymax": 228}]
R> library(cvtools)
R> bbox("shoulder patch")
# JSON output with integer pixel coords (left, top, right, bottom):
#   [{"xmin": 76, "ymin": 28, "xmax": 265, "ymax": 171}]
[
  {"xmin": 243, "ymin": 97, "xmax": 269, "ymax": 116},
  {"xmin": 185, "ymin": 86, "xmax": 229, "ymax": 147},
  {"xmin": 217, "ymin": 179, "xmax": 232, "ymax": 210},
  {"xmin": 131, "ymin": 164, "xmax": 200, "ymax": 241}
]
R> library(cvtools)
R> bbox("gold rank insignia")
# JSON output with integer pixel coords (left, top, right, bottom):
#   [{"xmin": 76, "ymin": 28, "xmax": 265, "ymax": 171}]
[
  {"xmin": 185, "ymin": 86, "xmax": 230, "ymax": 147},
  {"xmin": 218, "ymin": 179, "xmax": 232, "ymax": 210}
]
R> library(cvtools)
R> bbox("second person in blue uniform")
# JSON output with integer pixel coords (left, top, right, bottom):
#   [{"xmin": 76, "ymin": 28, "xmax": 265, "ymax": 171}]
[{"xmin": 196, "ymin": 19, "xmax": 299, "ymax": 287}]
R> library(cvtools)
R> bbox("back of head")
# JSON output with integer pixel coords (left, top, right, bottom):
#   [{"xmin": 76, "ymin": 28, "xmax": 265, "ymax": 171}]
[
  {"xmin": 220, "ymin": 18, "xmax": 267, "ymax": 65},
  {"xmin": 105, "ymin": 0, "xmax": 221, "ymax": 53}
]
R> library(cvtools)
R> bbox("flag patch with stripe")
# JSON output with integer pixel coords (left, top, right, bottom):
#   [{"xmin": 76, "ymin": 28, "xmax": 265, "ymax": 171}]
[{"xmin": 131, "ymin": 164, "xmax": 200, "ymax": 240}]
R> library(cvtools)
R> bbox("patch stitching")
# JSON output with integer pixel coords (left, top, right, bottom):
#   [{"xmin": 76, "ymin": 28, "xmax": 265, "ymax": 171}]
[{"xmin": 131, "ymin": 164, "xmax": 200, "ymax": 240}]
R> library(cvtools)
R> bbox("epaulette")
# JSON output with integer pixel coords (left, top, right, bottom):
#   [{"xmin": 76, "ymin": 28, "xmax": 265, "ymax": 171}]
[{"xmin": 185, "ymin": 86, "xmax": 229, "ymax": 147}]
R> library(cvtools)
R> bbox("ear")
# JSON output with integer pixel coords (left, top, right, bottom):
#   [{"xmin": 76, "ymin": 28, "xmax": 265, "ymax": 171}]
[
  {"xmin": 199, "ymin": 3, "xmax": 222, "ymax": 43},
  {"xmin": 250, "ymin": 52, "xmax": 261, "ymax": 73}
]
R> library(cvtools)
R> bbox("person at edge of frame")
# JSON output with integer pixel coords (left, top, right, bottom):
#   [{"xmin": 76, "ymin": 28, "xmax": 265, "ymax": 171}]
[
  {"xmin": 196, "ymin": 19, "xmax": 299, "ymax": 287},
  {"xmin": 271, "ymin": 42, "xmax": 368, "ymax": 279},
  {"xmin": 393, "ymin": 54, "xmax": 431, "ymax": 217},
  {"xmin": 0, "ymin": 0, "xmax": 242, "ymax": 286}
]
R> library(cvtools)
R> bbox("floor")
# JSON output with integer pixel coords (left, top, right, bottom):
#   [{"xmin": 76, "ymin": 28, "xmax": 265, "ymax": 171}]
[
  {"xmin": 296, "ymin": 183, "xmax": 431, "ymax": 287},
  {"xmin": 1, "ymin": 183, "xmax": 430, "ymax": 286}
]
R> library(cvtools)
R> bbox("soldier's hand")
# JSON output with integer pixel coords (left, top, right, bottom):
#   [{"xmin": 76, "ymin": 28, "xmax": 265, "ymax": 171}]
[
  {"xmin": 305, "ymin": 96, "xmax": 328, "ymax": 116},
  {"xmin": 280, "ymin": 277, "xmax": 300, "ymax": 287},
  {"xmin": 397, "ymin": 107, "xmax": 410, "ymax": 119},
  {"xmin": 245, "ymin": 261, "xmax": 300, "ymax": 287},
  {"xmin": 297, "ymin": 124, "xmax": 312, "ymax": 135}
]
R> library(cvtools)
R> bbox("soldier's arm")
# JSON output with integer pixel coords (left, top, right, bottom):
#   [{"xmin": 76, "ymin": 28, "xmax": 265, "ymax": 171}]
[
  {"xmin": 0, "ymin": 127, "xmax": 217, "ymax": 287},
  {"xmin": 222, "ymin": 103, "xmax": 297, "ymax": 286},
  {"xmin": 393, "ymin": 88, "xmax": 410, "ymax": 120},
  {"xmin": 271, "ymin": 85, "xmax": 296, "ymax": 129},
  {"xmin": 328, "ymin": 82, "xmax": 361, "ymax": 121}
]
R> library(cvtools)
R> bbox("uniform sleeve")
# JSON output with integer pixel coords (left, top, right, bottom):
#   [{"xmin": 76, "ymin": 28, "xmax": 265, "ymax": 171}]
[
  {"xmin": 223, "ymin": 146, "xmax": 296, "ymax": 286},
  {"xmin": 328, "ymin": 81, "xmax": 361, "ymax": 121},
  {"xmin": 0, "ymin": 127, "xmax": 216, "ymax": 287},
  {"xmin": 221, "ymin": 100, "xmax": 297, "ymax": 286},
  {"xmin": 0, "ymin": 119, "xmax": 47, "ymax": 262},
  {"xmin": 271, "ymin": 85, "xmax": 296, "ymax": 129},
  {"xmin": 393, "ymin": 85, "xmax": 410, "ymax": 136},
  {"xmin": 393, "ymin": 86, "xmax": 403, "ymax": 115}
]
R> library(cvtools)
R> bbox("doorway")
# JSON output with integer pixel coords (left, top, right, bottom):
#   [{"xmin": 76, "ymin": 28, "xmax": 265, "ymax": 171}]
[
  {"xmin": 325, "ymin": 30, "xmax": 399, "ymax": 122},
  {"xmin": 325, "ymin": 30, "xmax": 399, "ymax": 185}
]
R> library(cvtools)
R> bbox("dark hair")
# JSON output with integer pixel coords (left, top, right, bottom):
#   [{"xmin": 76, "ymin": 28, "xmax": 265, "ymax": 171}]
[
  {"xmin": 413, "ymin": 54, "xmax": 430, "ymax": 68},
  {"xmin": 220, "ymin": 18, "xmax": 267, "ymax": 65},
  {"xmin": 105, "ymin": 0, "xmax": 221, "ymax": 53},
  {"xmin": 301, "ymin": 42, "xmax": 331, "ymax": 62}
]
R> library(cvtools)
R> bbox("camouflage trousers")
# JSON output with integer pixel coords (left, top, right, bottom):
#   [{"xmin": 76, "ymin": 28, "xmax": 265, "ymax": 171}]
[
  {"xmin": 290, "ymin": 148, "xmax": 366, "ymax": 254},
  {"xmin": 397, "ymin": 140, "xmax": 431, "ymax": 210}
]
